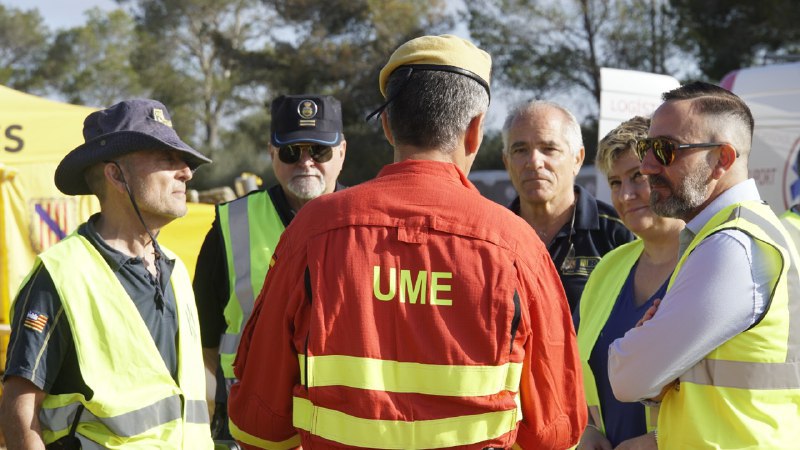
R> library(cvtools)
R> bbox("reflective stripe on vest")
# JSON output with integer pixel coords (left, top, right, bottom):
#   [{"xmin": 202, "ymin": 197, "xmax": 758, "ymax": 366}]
[
  {"xmin": 677, "ymin": 206, "xmax": 800, "ymax": 389},
  {"xmin": 220, "ymin": 199, "xmax": 254, "ymax": 355},
  {"xmin": 219, "ymin": 192, "xmax": 285, "ymax": 379},
  {"xmin": 292, "ymin": 396, "xmax": 520, "ymax": 448},
  {"xmin": 42, "ymin": 398, "xmax": 209, "ymax": 437},
  {"xmin": 34, "ymin": 233, "xmax": 212, "ymax": 448},
  {"xmin": 299, "ymin": 354, "xmax": 523, "ymax": 396}
]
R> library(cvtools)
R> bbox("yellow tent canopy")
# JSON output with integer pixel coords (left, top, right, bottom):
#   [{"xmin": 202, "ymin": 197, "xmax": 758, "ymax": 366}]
[
  {"xmin": 0, "ymin": 86, "xmax": 99, "ymax": 316},
  {"xmin": 0, "ymin": 86, "xmax": 216, "ymax": 368},
  {"xmin": 159, "ymin": 202, "xmax": 215, "ymax": 281},
  {"xmin": 0, "ymin": 86, "xmax": 99, "ymax": 366}
]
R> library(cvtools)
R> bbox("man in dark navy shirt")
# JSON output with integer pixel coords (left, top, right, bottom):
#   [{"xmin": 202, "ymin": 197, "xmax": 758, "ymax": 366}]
[{"xmin": 502, "ymin": 100, "xmax": 633, "ymax": 314}]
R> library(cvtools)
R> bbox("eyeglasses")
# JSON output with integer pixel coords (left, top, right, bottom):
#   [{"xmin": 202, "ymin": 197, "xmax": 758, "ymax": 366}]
[
  {"xmin": 635, "ymin": 138, "xmax": 724, "ymax": 166},
  {"xmin": 277, "ymin": 144, "xmax": 333, "ymax": 164}
]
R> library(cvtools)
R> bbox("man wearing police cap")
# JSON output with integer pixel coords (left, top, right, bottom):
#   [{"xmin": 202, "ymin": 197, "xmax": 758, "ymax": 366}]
[
  {"xmin": 229, "ymin": 35, "xmax": 585, "ymax": 449},
  {"xmin": 193, "ymin": 94, "xmax": 346, "ymax": 439},
  {"xmin": 0, "ymin": 99, "xmax": 214, "ymax": 449}
]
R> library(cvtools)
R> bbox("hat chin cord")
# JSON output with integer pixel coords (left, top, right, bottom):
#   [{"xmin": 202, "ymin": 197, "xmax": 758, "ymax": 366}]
[
  {"xmin": 365, "ymin": 67, "xmax": 414, "ymax": 122},
  {"xmin": 105, "ymin": 160, "xmax": 166, "ymax": 310}
]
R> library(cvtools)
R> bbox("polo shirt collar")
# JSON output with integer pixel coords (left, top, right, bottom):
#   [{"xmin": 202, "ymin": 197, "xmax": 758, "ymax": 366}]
[
  {"xmin": 80, "ymin": 214, "xmax": 175, "ymax": 274},
  {"xmin": 509, "ymin": 184, "xmax": 601, "ymax": 231},
  {"xmin": 80, "ymin": 215, "xmax": 130, "ymax": 272}
]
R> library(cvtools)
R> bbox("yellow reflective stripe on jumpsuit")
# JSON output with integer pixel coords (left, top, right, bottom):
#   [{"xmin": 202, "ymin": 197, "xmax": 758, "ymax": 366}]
[
  {"xmin": 659, "ymin": 202, "xmax": 800, "ymax": 449},
  {"xmin": 230, "ymin": 354, "xmax": 524, "ymax": 449},
  {"xmin": 292, "ymin": 396, "xmax": 520, "ymax": 449},
  {"xmin": 293, "ymin": 354, "xmax": 522, "ymax": 448},
  {"xmin": 34, "ymin": 233, "xmax": 212, "ymax": 449},
  {"xmin": 300, "ymin": 354, "xmax": 523, "ymax": 396}
]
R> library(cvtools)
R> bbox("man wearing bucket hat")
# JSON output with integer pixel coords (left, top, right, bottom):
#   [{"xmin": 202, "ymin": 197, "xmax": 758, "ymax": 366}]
[
  {"xmin": 193, "ymin": 94, "xmax": 346, "ymax": 439},
  {"xmin": 228, "ymin": 35, "xmax": 586, "ymax": 449},
  {"xmin": 0, "ymin": 99, "xmax": 214, "ymax": 449}
]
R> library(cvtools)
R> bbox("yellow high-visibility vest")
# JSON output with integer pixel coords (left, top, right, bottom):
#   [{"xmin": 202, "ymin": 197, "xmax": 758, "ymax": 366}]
[
  {"xmin": 25, "ymin": 232, "xmax": 213, "ymax": 449},
  {"xmin": 218, "ymin": 190, "xmax": 285, "ymax": 379},
  {"xmin": 780, "ymin": 208, "xmax": 800, "ymax": 253},
  {"xmin": 659, "ymin": 202, "xmax": 800, "ymax": 449},
  {"xmin": 577, "ymin": 239, "xmax": 656, "ymax": 435}
]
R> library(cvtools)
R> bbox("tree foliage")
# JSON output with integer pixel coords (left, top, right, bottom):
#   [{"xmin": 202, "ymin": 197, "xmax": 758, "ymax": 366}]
[
  {"xmin": 122, "ymin": 0, "xmax": 272, "ymax": 147},
  {"xmin": 467, "ymin": 0, "xmax": 678, "ymax": 108},
  {"xmin": 670, "ymin": 0, "xmax": 800, "ymax": 81},
  {"xmin": 0, "ymin": 5, "xmax": 49, "ymax": 90},
  {"xmin": 222, "ymin": 0, "xmax": 455, "ymax": 186},
  {"xmin": 466, "ymin": 0, "xmax": 680, "ymax": 158},
  {"xmin": 36, "ymin": 9, "xmax": 145, "ymax": 107}
]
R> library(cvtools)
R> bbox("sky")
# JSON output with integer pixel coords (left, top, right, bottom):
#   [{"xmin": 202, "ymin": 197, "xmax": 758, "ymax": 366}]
[{"xmin": 4, "ymin": 0, "xmax": 118, "ymax": 29}]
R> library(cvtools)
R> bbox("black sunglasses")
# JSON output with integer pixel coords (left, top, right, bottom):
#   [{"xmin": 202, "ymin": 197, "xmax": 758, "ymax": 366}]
[
  {"xmin": 635, "ymin": 138, "xmax": 724, "ymax": 166},
  {"xmin": 277, "ymin": 144, "xmax": 334, "ymax": 164}
]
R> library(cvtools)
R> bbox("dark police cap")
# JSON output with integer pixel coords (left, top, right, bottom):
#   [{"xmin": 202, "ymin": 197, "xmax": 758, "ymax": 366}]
[
  {"xmin": 270, "ymin": 95, "xmax": 343, "ymax": 147},
  {"xmin": 55, "ymin": 99, "xmax": 211, "ymax": 195}
]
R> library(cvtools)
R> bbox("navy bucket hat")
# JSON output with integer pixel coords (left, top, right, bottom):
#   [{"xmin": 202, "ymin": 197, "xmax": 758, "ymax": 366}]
[
  {"xmin": 270, "ymin": 95, "xmax": 343, "ymax": 147},
  {"xmin": 55, "ymin": 99, "xmax": 211, "ymax": 195}
]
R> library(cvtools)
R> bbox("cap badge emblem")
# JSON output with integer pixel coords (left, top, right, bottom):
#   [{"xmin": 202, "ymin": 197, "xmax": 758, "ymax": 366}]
[
  {"xmin": 297, "ymin": 99, "xmax": 318, "ymax": 127},
  {"xmin": 152, "ymin": 108, "xmax": 173, "ymax": 128}
]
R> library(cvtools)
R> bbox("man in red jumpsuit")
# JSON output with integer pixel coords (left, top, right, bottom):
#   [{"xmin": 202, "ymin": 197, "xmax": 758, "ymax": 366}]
[{"xmin": 229, "ymin": 34, "xmax": 587, "ymax": 450}]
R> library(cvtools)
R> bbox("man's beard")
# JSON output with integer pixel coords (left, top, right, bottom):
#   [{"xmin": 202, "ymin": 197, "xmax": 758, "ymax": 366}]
[
  {"xmin": 648, "ymin": 163, "xmax": 711, "ymax": 219},
  {"xmin": 286, "ymin": 172, "xmax": 326, "ymax": 200}
]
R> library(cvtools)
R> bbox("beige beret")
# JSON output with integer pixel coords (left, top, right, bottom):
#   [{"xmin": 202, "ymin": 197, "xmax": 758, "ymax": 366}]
[{"xmin": 379, "ymin": 34, "xmax": 492, "ymax": 98}]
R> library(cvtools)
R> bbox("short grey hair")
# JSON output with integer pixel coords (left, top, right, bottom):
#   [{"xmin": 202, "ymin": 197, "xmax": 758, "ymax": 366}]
[
  {"xmin": 501, "ymin": 100, "xmax": 583, "ymax": 155},
  {"xmin": 385, "ymin": 70, "xmax": 489, "ymax": 153}
]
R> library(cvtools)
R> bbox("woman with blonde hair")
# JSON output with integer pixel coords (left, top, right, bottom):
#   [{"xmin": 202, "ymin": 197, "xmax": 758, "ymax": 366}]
[{"xmin": 577, "ymin": 116, "xmax": 684, "ymax": 449}]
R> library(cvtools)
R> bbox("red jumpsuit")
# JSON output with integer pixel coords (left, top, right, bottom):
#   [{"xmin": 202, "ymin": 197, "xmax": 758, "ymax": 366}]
[{"xmin": 229, "ymin": 160, "xmax": 586, "ymax": 449}]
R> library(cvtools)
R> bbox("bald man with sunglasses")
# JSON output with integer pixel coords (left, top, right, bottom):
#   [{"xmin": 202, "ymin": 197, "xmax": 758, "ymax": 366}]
[
  {"xmin": 608, "ymin": 82, "xmax": 800, "ymax": 449},
  {"xmin": 193, "ymin": 94, "xmax": 346, "ymax": 440}
]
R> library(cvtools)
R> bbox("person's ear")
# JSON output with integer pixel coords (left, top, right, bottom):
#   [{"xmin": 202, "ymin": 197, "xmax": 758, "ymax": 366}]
[
  {"xmin": 464, "ymin": 113, "xmax": 485, "ymax": 156},
  {"xmin": 104, "ymin": 162, "xmax": 126, "ymax": 192},
  {"xmin": 573, "ymin": 147, "xmax": 585, "ymax": 176},
  {"xmin": 712, "ymin": 143, "xmax": 738, "ymax": 179},
  {"xmin": 719, "ymin": 144, "xmax": 737, "ymax": 169},
  {"xmin": 380, "ymin": 112, "xmax": 395, "ymax": 146}
]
